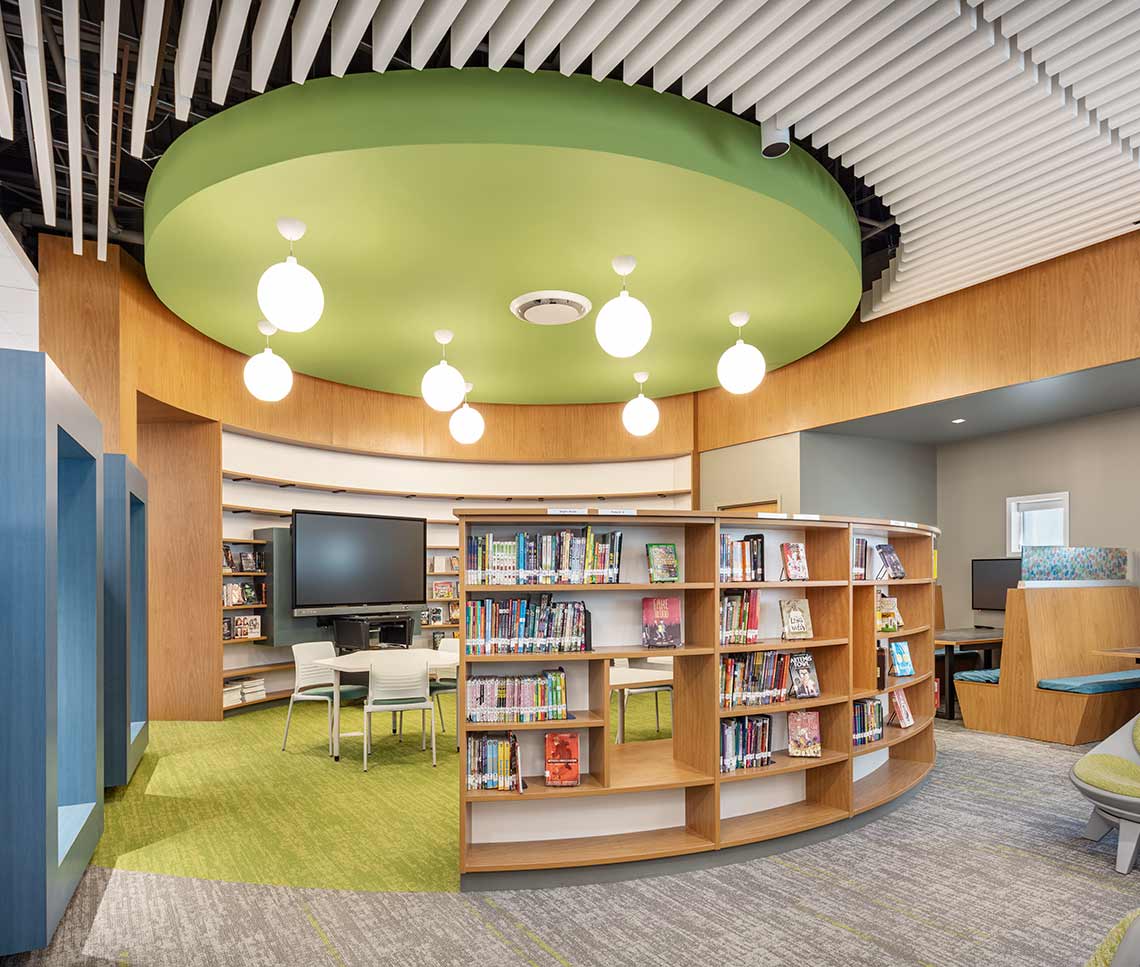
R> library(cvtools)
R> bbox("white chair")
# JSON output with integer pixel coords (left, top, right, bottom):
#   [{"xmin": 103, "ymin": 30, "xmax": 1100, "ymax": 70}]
[
  {"xmin": 281, "ymin": 641, "xmax": 367, "ymax": 754},
  {"xmin": 431, "ymin": 637, "xmax": 459, "ymax": 736},
  {"xmin": 363, "ymin": 650, "xmax": 436, "ymax": 772},
  {"xmin": 610, "ymin": 657, "xmax": 673, "ymax": 742}
]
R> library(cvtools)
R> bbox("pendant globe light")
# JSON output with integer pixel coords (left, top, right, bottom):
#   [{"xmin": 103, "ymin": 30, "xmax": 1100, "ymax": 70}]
[
  {"xmin": 595, "ymin": 255, "xmax": 652, "ymax": 358},
  {"xmin": 257, "ymin": 217, "xmax": 325, "ymax": 333},
  {"xmin": 622, "ymin": 371, "xmax": 659, "ymax": 437},
  {"xmin": 716, "ymin": 311, "xmax": 766, "ymax": 395},
  {"xmin": 449, "ymin": 383, "xmax": 485, "ymax": 445},
  {"xmin": 243, "ymin": 320, "xmax": 294, "ymax": 402},
  {"xmin": 421, "ymin": 329, "xmax": 467, "ymax": 412}
]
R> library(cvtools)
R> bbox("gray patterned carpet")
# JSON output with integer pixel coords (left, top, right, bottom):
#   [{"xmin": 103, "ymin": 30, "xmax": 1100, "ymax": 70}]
[{"xmin": 7, "ymin": 722, "xmax": 1140, "ymax": 967}]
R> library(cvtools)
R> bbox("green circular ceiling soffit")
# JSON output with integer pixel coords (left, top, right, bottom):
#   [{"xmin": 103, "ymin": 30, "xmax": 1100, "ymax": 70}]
[{"xmin": 145, "ymin": 69, "xmax": 860, "ymax": 405}]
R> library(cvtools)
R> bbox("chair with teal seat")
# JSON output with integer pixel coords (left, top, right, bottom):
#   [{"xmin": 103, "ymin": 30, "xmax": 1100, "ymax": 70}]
[
  {"xmin": 430, "ymin": 637, "xmax": 459, "ymax": 751},
  {"xmin": 1071, "ymin": 713, "xmax": 1140, "ymax": 873},
  {"xmin": 363, "ymin": 650, "xmax": 436, "ymax": 772},
  {"xmin": 281, "ymin": 641, "xmax": 368, "ymax": 754}
]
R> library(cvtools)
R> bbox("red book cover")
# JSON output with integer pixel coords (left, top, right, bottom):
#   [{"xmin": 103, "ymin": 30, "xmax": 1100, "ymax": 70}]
[
  {"xmin": 544, "ymin": 732, "xmax": 580, "ymax": 786},
  {"xmin": 642, "ymin": 596, "xmax": 683, "ymax": 648}
]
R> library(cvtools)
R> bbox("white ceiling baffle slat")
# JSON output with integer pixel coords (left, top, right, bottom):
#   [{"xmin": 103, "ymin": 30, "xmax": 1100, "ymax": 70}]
[
  {"xmin": 997, "ymin": 0, "xmax": 1068, "ymax": 35},
  {"xmin": 1014, "ymin": 0, "xmax": 1114, "ymax": 54},
  {"xmin": 590, "ymin": 0, "xmax": 684, "ymax": 80},
  {"xmin": 96, "ymin": 0, "xmax": 119, "ymax": 260},
  {"xmin": 293, "ymin": 0, "xmax": 340, "ymax": 81},
  {"xmin": 1060, "ymin": 28, "xmax": 1140, "ymax": 94},
  {"xmin": 251, "ymin": 0, "xmax": 294, "ymax": 91},
  {"xmin": 768, "ymin": 0, "xmax": 959, "ymax": 131},
  {"xmin": 524, "ymin": 0, "xmax": 598, "ymax": 72},
  {"xmin": 174, "ymin": 0, "xmax": 211, "ymax": 118},
  {"xmin": 680, "ymin": 0, "xmax": 810, "ymax": 100},
  {"xmin": 1033, "ymin": 0, "xmax": 1136, "ymax": 67},
  {"xmin": 804, "ymin": 11, "xmax": 991, "ymax": 147},
  {"xmin": 129, "ymin": 0, "xmax": 165, "ymax": 156},
  {"xmin": 561, "ymin": 0, "xmax": 643, "ymax": 75},
  {"xmin": 211, "ymin": 0, "xmax": 252, "ymax": 103},
  {"xmin": 623, "ymin": 0, "xmax": 725, "ymax": 85},
  {"xmin": 17, "ymin": 0, "xmax": 56, "ymax": 220},
  {"xmin": 451, "ymin": 0, "xmax": 515, "ymax": 67},
  {"xmin": 488, "ymin": 0, "xmax": 558, "ymax": 70},
  {"xmin": 651, "ymin": 0, "xmax": 767, "ymax": 93},
  {"xmin": 412, "ymin": 0, "xmax": 469, "ymax": 69},
  {"xmin": 0, "ymin": 10, "xmax": 12, "ymax": 140},
  {"xmin": 373, "ymin": 0, "xmax": 427, "ymax": 70},
  {"xmin": 332, "ymin": 0, "xmax": 384, "ymax": 75},
  {"xmin": 62, "ymin": 0, "xmax": 83, "ymax": 253}
]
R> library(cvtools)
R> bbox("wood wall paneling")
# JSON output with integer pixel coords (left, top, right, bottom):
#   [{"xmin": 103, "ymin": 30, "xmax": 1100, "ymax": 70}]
[{"xmin": 137, "ymin": 416, "xmax": 222, "ymax": 720}]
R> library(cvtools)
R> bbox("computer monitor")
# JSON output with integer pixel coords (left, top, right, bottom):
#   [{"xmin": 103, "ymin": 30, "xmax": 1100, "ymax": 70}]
[{"xmin": 971, "ymin": 557, "xmax": 1021, "ymax": 611}]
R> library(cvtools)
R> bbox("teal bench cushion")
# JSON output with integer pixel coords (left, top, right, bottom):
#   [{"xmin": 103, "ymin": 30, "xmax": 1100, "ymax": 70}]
[
  {"xmin": 953, "ymin": 668, "xmax": 1000, "ymax": 684},
  {"xmin": 303, "ymin": 684, "xmax": 368, "ymax": 701},
  {"xmin": 1037, "ymin": 671, "xmax": 1140, "ymax": 694}
]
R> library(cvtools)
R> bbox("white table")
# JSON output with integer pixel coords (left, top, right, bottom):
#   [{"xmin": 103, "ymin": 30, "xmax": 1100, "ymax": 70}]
[
  {"xmin": 313, "ymin": 649, "xmax": 459, "ymax": 761},
  {"xmin": 609, "ymin": 664, "xmax": 673, "ymax": 743}
]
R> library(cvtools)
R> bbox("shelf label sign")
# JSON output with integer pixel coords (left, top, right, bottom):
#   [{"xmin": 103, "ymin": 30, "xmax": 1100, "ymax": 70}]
[
  {"xmin": 756, "ymin": 512, "xmax": 789, "ymax": 519},
  {"xmin": 793, "ymin": 513, "xmax": 821, "ymax": 520},
  {"xmin": 547, "ymin": 508, "xmax": 581, "ymax": 515},
  {"xmin": 598, "ymin": 508, "xmax": 636, "ymax": 516},
  {"xmin": 889, "ymin": 519, "xmax": 907, "ymax": 527}
]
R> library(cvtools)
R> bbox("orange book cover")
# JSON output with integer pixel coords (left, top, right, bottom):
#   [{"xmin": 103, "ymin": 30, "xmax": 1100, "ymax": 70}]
[{"xmin": 544, "ymin": 732, "xmax": 580, "ymax": 786}]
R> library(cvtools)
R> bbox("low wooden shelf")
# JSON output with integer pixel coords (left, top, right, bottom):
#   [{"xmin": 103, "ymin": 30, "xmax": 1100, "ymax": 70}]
[
  {"xmin": 222, "ymin": 604, "xmax": 266, "ymax": 610},
  {"xmin": 222, "ymin": 661, "xmax": 294, "ymax": 680},
  {"xmin": 423, "ymin": 623, "xmax": 459, "ymax": 630},
  {"xmin": 224, "ymin": 688, "xmax": 292, "ymax": 712},
  {"xmin": 718, "ymin": 747, "xmax": 849, "ymax": 783},
  {"xmin": 222, "ymin": 635, "xmax": 267, "ymax": 644},
  {"xmin": 222, "ymin": 537, "xmax": 266, "ymax": 545},
  {"xmin": 853, "ymin": 758, "xmax": 931, "ymax": 815},
  {"xmin": 456, "ymin": 509, "xmax": 938, "ymax": 875},
  {"xmin": 223, "ymin": 571, "xmax": 266, "ymax": 577}
]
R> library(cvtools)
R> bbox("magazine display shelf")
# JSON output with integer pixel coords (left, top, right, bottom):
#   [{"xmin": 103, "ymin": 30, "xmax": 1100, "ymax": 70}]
[
  {"xmin": 456, "ymin": 509, "xmax": 937, "ymax": 875},
  {"xmin": 103, "ymin": 455, "xmax": 149, "ymax": 787}
]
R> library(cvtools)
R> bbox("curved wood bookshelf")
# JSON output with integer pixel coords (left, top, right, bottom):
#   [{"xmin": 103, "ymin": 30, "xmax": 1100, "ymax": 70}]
[{"xmin": 455, "ymin": 510, "xmax": 939, "ymax": 876}]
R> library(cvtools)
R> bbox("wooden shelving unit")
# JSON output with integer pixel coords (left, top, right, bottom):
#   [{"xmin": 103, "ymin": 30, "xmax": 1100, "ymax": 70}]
[
  {"xmin": 221, "ymin": 537, "xmax": 276, "ymax": 714},
  {"xmin": 454, "ymin": 509, "xmax": 938, "ymax": 875}
]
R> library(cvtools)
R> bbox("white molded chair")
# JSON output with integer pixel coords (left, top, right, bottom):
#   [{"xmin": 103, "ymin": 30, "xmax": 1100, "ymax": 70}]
[
  {"xmin": 363, "ymin": 650, "xmax": 436, "ymax": 772},
  {"xmin": 281, "ymin": 641, "xmax": 368, "ymax": 753}
]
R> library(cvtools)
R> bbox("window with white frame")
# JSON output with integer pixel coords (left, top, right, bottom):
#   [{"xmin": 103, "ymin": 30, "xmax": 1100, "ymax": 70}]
[{"xmin": 1006, "ymin": 492, "xmax": 1069, "ymax": 556}]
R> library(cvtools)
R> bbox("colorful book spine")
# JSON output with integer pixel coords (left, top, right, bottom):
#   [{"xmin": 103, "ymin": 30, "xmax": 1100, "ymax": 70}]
[
  {"xmin": 466, "ymin": 733, "xmax": 523, "ymax": 792},
  {"xmin": 720, "ymin": 714, "xmax": 772, "ymax": 773},
  {"xmin": 464, "ymin": 597, "xmax": 588, "ymax": 655},
  {"xmin": 852, "ymin": 698, "xmax": 885, "ymax": 746},
  {"xmin": 718, "ymin": 653, "xmax": 793, "ymax": 707},
  {"xmin": 465, "ymin": 529, "xmax": 623, "ymax": 585},
  {"xmin": 719, "ymin": 588, "xmax": 761, "ymax": 644},
  {"xmin": 465, "ymin": 669, "xmax": 570, "ymax": 724}
]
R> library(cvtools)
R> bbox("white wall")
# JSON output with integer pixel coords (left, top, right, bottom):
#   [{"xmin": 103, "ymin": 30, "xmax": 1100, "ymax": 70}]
[
  {"xmin": 699, "ymin": 433, "xmax": 800, "ymax": 513},
  {"xmin": 936, "ymin": 406, "xmax": 1140, "ymax": 627},
  {"xmin": 0, "ymin": 221, "xmax": 38, "ymax": 351}
]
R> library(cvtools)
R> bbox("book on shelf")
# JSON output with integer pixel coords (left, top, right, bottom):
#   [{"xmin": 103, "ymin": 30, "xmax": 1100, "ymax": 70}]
[
  {"xmin": 876, "ymin": 643, "xmax": 889, "ymax": 690},
  {"xmin": 223, "ymin": 683, "xmax": 243, "ymax": 708},
  {"xmin": 641, "ymin": 596, "xmax": 682, "ymax": 649},
  {"xmin": 448, "ymin": 601, "xmax": 461, "ymax": 623},
  {"xmin": 934, "ymin": 676, "xmax": 941, "ymax": 711},
  {"xmin": 466, "ymin": 733, "xmax": 523, "ymax": 793},
  {"xmin": 889, "ymin": 640, "xmax": 915, "ymax": 677},
  {"xmin": 246, "ymin": 615, "xmax": 261, "ymax": 637},
  {"xmin": 853, "ymin": 697, "xmax": 885, "ymax": 746},
  {"xmin": 429, "ymin": 553, "xmax": 458, "ymax": 574},
  {"xmin": 222, "ymin": 617, "xmax": 233, "ymax": 640},
  {"xmin": 787, "ymin": 710, "xmax": 822, "ymax": 757},
  {"xmin": 465, "ymin": 669, "xmax": 569, "ymax": 723},
  {"xmin": 465, "ymin": 528, "xmax": 622, "ymax": 585},
  {"xmin": 719, "ymin": 653, "xmax": 794, "ymax": 707},
  {"xmin": 222, "ymin": 543, "xmax": 235, "ymax": 573},
  {"xmin": 720, "ymin": 533, "xmax": 764, "ymax": 582},
  {"xmin": 779, "ymin": 598, "xmax": 814, "ymax": 640},
  {"xmin": 646, "ymin": 543, "xmax": 679, "ymax": 583},
  {"xmin": 788, "ymin": 652, "xmax": 820, "ymax": 699},
  {"xmin": 233, "ymin": 615, "xmax": 249, "ymax": 638},
  {"xmin": 544, "ymin": 732, "xmax": 580, "ymax": 787},
  {"xmin": 431, "ymin": 580, "xmax": 457, "ymax": 600},
  {"xmin": 431, "ymin": 631, "xmax": 446, "ymax": 648},
  {"xmin": 852, "ymin": 536, "xmax": 869, "ymax": 580},
  {"xmin": 239, "ymin": 551, "xmax": 257, "ymax": 572},
  {"xmin": 780, "ymin": 542, "xmax": 809, "ymax": 581},
  {"xmin": 720, "ymin": 714, "xmax": 771, "ymax": 773},
  {"xmin": 876, "ymin": 543, "xmax": 907, "ymax": 580},
  {"xmin": 425, "ymin": 605, "xmax": 445, "ymax": 625},
  {"xmin": 720, "ymin": 588, "xmax": 760, "ymax": 645},
  {"xmin": 465, "ymin": 596, "xmax": 589, "ymax": 655},
  {"xmin": 875, "ymin": 592, "xmax": 903, "ymax": 633},
  {"xmin": 889, "ymin": 689, "xmax": 915, "ymax": 728},
  {"xmin": 240, "ymin": 677, "xmax": 266, "ymax": 701}
]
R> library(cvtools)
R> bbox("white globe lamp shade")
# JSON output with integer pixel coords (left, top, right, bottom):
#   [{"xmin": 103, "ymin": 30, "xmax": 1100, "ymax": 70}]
[
  {"xmin": 595, "ymin": 290, "xmax": 652, "ymax": 358},
  {"xmin": 243, "ymin": 348, "xmax": 293, "ymax": 402},
  {"xmin": 257, "ymin": 256, "xmax": 324, "ymax": 333},
  {"xmin": 717, "ymin": 339, "xmax": 767, "ymax": 395},
  {"xmin": 421, "ymin": 359, "xmax": 466, "ymax": 412},
  {"xmin": 622, "ymin": 392, "xmax": 659, "ymax": 437},
  {"xmin": 449, "ymin": 402, "xmax": 485, "ymax": 445}
]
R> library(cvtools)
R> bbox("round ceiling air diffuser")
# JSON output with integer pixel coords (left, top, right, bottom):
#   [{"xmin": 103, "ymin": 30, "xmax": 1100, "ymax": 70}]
[{"xmin": 509, "ymin": 290, "xmax": 592, "ymax": 326}]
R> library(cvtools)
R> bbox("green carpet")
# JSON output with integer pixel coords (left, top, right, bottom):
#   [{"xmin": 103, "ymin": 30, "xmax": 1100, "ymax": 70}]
[{"xmin": 95, "ymin": 691, "xmax": 672, "ymax": 893}]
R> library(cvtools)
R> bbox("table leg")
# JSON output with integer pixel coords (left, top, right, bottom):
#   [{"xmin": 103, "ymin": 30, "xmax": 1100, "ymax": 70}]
[
  {"xmin": 944, "ymin": 644, "xmax": 957, "ymax": 721},
  {"xmin": 333, "ymin": 669, "xmax": 342, "ymax": 761},
  {"xmin": 392, "ymin": 711, "xmax": 398, "ymax": 734},
  {"xmin": 617, "ymin": 689, "xmax": 625, "ymax": 744}
]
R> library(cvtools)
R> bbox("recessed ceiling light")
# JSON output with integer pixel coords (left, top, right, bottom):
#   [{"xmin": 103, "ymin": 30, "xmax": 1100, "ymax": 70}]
[
  {"xmin": 951, "ymin": 418, "xmax": 966, "ymax": 424},
  {"xmin": 510, "ymin": 290, "xmax": 592, "ymax": 326}
]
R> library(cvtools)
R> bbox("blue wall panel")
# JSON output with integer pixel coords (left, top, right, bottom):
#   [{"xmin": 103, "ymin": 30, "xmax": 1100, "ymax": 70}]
[
  {"xmin": 0, "ymin": 350, "xmax": 104, "ymax": 956},
  {"xmin": 104, "ymin": 454, "xmax": 148, "ymax": 787}
]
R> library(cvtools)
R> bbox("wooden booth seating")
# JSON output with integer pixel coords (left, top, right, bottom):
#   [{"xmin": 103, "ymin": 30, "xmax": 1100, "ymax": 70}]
[{"xmin": 954, "ymin": 587, "xmax": 1140, "ymax": 746}]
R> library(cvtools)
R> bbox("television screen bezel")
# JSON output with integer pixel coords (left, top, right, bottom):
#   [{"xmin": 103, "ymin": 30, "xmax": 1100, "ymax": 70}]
[
  {"xmin": 970, "ymin": 556, "xmax": 1021, "ymax": 612},
  {"xmin": 291, "ymin": 509, "xmax": 427, "ymax": 612}
]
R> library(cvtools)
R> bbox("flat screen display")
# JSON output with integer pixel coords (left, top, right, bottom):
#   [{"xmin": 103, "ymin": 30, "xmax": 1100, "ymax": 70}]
[
  {"xmin": 971, "ymin": 557, "xmax": 1021, "ymax": 611},
  {"xmin": 292, "ymin": 510, "xmax": 426, "ymax": 611}
]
